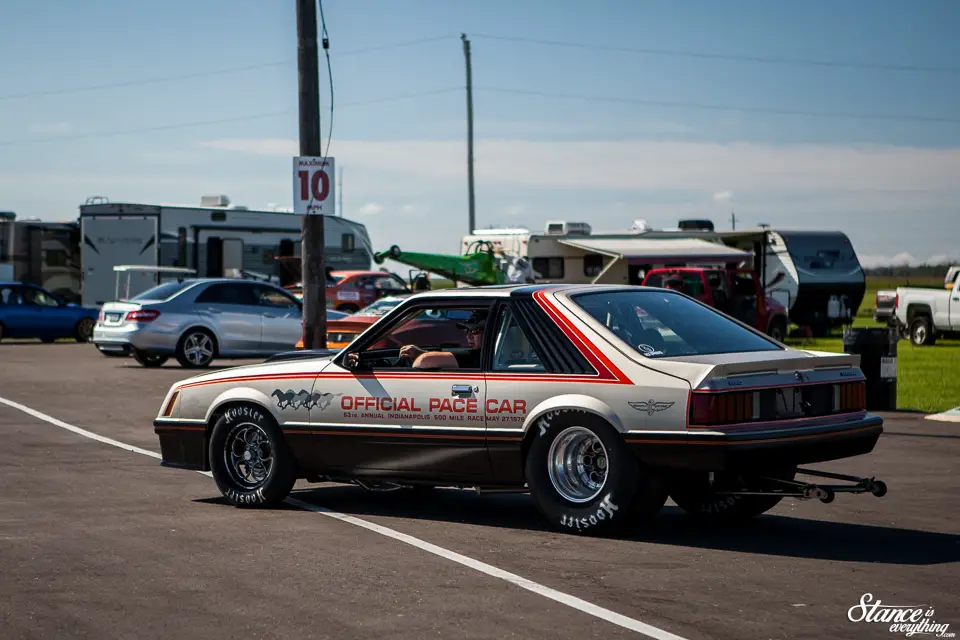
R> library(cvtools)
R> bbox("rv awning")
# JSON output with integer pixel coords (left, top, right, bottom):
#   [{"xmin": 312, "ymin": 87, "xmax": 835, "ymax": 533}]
[{"xmin": 556, "ymin": 237, "xmax": 751, "ymax": 263}]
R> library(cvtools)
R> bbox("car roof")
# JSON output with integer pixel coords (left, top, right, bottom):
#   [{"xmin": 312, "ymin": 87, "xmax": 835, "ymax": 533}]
[{"xmin": 389, "ymin": 283, "xmax": 667, "ymax": 300}]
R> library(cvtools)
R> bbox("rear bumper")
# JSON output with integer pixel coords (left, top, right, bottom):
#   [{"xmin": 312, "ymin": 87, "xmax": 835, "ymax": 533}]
[
  {"xmin": 93, "ymin": 324, "xmax": 177, "ymax": 353},
  {"xmin": 625, "ymin": 414, "xmax": 883, "ymax": 472}
]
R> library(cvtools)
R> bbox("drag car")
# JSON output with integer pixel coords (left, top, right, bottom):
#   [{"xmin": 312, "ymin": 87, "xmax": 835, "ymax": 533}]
[{"xmin": 153, "ymin": 284, "xmax": 887, "ymax": 535}]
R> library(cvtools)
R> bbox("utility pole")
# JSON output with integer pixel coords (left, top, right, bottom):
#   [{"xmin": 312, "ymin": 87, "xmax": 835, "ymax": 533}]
[
  {"xmin": 730, "ymin": 210, "xmax": 736, "ymax": 230},
  {"xmin": 461, "ymin": 33, "xmax": 476, "ymax": 235},
  {"xmin": 297, "ymin": 0, "xmax": 326, "ymax": 349}
]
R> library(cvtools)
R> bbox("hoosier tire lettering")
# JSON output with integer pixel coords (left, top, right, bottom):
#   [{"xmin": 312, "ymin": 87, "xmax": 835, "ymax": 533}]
[{"xmin": 524, "ymin": 408, "xmax": 665, "ymax": 536}]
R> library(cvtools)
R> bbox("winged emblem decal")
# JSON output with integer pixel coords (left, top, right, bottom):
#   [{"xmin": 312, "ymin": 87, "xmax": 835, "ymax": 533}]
[{"xmin": 629, "ymin": 399, "xmax": 675, "ymax": 416}]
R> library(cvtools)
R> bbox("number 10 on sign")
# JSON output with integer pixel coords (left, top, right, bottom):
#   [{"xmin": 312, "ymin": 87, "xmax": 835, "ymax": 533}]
[{"xmin": 293, "ymin": 156, "xmax": 335, "ymax": 215}]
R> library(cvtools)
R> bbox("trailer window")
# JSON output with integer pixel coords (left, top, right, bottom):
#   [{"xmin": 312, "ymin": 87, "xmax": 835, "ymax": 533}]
[
  {"xmin": 533, "ymin": 257, "xmax": 564, "ymax": 279},
  {"xmin": 342, "ymin": 234, "xmax": 355, "ymax": 252},
  {"xmin": 583, "ymin": 255, "xmax": 603, "ymax": 278}
]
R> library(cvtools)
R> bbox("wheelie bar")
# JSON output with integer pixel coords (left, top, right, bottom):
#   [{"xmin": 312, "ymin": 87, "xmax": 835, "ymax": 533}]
[{"xmin": 712, "ymin": 468, "xmax": 888, "ymax": 504}]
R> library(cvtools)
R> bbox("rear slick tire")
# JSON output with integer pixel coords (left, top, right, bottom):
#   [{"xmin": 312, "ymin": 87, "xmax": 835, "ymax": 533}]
[
  {"xmin": 668, "ymin": 467, "xmax": 797, "ymax": 521},
  {"xmin": 524, "ymin": 409, "xmax": 668, "ymax": 536},
  {"xmin": 209, "ymin": 405, "xmax": 296, "ymax": 508}
]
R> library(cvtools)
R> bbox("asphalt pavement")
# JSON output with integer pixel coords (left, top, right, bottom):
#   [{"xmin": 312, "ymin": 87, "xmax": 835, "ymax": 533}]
[{"xmin": 0, "ymin": 341, "xmax": 957, "ymax": 640}]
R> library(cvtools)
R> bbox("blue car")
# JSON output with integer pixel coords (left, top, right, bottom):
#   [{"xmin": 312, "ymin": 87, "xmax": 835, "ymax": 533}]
[{"xmin": 0, "ymin": 282, "xmax": 100, "ymax": 343}]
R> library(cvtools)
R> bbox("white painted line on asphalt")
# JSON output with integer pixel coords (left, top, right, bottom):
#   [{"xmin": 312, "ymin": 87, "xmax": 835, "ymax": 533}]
[{"xmin": 0, "ymin": 394, "xmax": 690, "ymax": 640}]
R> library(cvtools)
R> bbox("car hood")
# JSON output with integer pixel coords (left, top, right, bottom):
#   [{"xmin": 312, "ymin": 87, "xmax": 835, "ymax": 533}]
[{"xmin": 176, "ymin": 356, "xmax": 336, "ymax": 388}]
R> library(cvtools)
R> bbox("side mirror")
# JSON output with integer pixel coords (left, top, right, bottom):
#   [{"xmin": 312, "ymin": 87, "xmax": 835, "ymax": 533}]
[{"xmin": 343, "ymin": 352, "xmax": 360, "ymax": 370}]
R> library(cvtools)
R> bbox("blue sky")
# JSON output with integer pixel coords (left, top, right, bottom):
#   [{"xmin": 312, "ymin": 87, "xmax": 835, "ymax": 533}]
[{"xmin": 1, "ymin": 0, "xmax": 958, "ymax": 267}]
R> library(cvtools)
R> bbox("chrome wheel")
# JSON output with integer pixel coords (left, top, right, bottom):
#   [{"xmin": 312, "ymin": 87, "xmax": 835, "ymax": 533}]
[
  {"xmin": 184, "ymin": 332, "xmax": 214, "ymax": 365},
  {"xmin": 547, "ymin": 426, "xmax": 609, "ymax": 503},
  {"xmin": 224, "ymin": 422, "xmax": 274, "ymax": 489},
  {"xmin": 912, "ymin": 323, "xmax": 926, "ymax": 345}
]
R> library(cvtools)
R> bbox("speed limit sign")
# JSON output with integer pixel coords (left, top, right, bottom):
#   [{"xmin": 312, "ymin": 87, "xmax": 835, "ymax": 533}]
[{"xmin": 293, "ymin": 156, "xmax": 336, "ymax": 215}]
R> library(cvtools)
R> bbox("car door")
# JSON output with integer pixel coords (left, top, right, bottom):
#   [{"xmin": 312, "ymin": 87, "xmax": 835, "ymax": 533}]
[
  {"xmin": 305, "ymin": 299, "xmax": 494, "ymax": 479},
  {"xmin": 254, "ymin": 284, "xmax": 303, "ymax": 353},
  {"xmin": 0, "ymin": 286, "xmax": 35, "ymax": 338},
  {"xmin": 192, "ymin": 282, "xmax": 263, "ymax": 354},
  {"xmin": 950, "ymin": 280, "xmax": 960, "ymax": 330},
  {"xmin": 20, "ymin": 286, "xmax": 65, "ymax": 338}
]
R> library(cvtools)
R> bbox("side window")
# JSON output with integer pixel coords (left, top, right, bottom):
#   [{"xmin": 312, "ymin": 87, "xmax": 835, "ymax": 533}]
[
  {"xmin": 341, "ymin": 234, "xmax": 355, "ymax": 252},
  {"xmin": 24, "ymin": 288, "xmax": 59, "ymax": 307},
  {"xmin": 0, "ymin": 287, "xmax": 18, "ymax": 305},
  {"xmin": 492, "ymin": 308, "xmax": 545, "ymax": 372},
  {"xmin": 359, "ymin": 305, "xmax": 491, "ymax": 370},
  {"xmin": 257, "ymin": 286, "xmax": 299, "ymax": 308},
  {"xmin": 195, "ymin": 283, "xmax": 258, "ymax": 305},
  {"xmin": 375, "ymin": 276, "xmax": 407, "ymax": 292}
]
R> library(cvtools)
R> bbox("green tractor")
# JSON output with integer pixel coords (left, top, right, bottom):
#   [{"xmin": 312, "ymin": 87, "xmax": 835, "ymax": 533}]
[{"xmin": 372, "ymin": 241, "xmax": 535, "ymax": 287}]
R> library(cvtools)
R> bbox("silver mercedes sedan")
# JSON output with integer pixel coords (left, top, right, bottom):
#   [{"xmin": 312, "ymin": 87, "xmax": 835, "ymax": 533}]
[{"xmin": 92, "ymin": 278, "xmax": 348, "ymax": 368}]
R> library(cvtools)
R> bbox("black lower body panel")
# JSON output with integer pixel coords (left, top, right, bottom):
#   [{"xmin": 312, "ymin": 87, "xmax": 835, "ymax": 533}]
[
  {"xmin": 154, "ymin": 420, "xmax": 208, "ymax": 471},
  {"xmin": 625, "ymin": 415, "xmax": 883, "ymax": 473}
]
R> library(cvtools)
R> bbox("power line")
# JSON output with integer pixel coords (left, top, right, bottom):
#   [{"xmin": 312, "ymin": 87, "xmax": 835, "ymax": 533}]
[
  {"xmin": 470, "ymin": 33, "xmax": 960, "ymax": 74},
  {"xmin": 478, "ymin": 87, "xmax": 960, "ymax": 125},
  {"xmin": 0, "ymin": 88, "xmax": 462, "ymax": 147},
  {"xmin": 0, "ymin": 35, "xmax": 455, "ymax": 102}
]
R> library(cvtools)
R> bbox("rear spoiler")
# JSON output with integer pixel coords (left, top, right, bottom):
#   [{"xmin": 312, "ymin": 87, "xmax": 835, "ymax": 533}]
[
  {"xmin": 707, "ymin": 352, "xmax": 861, "ymax": 379},
  {"xmin": 264, "ymin": 348, "xmax": 340, "ymax": 363}
]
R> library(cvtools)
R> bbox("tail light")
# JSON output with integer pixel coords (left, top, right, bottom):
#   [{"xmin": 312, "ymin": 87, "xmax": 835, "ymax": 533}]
[
  {"xmin": 834, "ymin": 381, "xmax": 866, "ymax": 412},
  {"xmin": 97, "ymin": 309, "xmax": 105, "ymax": 323},
  {"xmin": 126, "ymin": 309, "xmax": 161, "ymax": 322},
  {"xmin": 689, "ymin": 391, "xmax": 757, "ymax": 427}
]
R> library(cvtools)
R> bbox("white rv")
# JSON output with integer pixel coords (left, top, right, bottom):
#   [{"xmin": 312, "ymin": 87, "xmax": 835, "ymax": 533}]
[{"xmin": 79, "ymin": 195, "xmax": 373, "ymax": 306}]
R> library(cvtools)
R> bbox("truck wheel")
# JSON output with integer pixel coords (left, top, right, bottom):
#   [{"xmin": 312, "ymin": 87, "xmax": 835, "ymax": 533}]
[
  {"xmin": 524, "ymin": 409, "xmax": 668, "ymax": 536},
  {"xmin": 768, "ymin": 318, "xmax": 787, "ymax": 342},
  {"xmin": 909, "ymin": 317, "xmax": 936, "ymax": 346},
  {"xmin": 209, "ymin": 405, "xmax": 296, "ymax": 508},
  {"xmin": 669, "ymin": 467, "xmax": 797, "ymax": 520},
  {"xmin": 176, "ymin": 328, "xmax": 217, "ymax": 368}
]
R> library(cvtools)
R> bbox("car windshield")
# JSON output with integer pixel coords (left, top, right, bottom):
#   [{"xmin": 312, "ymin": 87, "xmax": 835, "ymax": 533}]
[
  {"xmin": 569, "ymin": 289, "xmax": 782, "ymax": 358},
  {"xmin": 131, "ymin": 281, "xmax": 192, "ymax": 301}
]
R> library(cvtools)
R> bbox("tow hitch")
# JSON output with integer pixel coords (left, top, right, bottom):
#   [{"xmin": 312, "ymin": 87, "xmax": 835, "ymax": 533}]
[{"xmin": 713, "ymin": 468, "xmax": 888, "ymax": 504}]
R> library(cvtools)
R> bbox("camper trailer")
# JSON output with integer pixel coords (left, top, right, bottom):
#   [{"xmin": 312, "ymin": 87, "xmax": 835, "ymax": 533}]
[
  {"xmin": 462, "ymin": 219, "xmax": 866, "ymax": 334},
  {"xmin": 462, "ymin": 220, "xmax": 751, "ymax": 286},
  {"xmin": 79, "ymin": 195, "xmax": 372, "ymax": 306},
  {"xmin": 0, "ymin": 213, "xmax": 83, "ymax": 303}
]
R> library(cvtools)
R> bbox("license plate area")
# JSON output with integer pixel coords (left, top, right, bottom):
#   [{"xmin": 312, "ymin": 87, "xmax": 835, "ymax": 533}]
[
  {"xmin": 760, "ymin": 385, "xmax": 834, "ymax": 420},
  {"xmin": 105, "ymin": 312, "xmax": 124, "ymax": 324}
]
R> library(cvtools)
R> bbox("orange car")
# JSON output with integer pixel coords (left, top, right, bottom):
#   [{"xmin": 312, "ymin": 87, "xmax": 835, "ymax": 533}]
[
  {"xmin": 285, "ymin": 270, "xmax": 411, "ymax": 314},
  {"xmin": 295, "ymin": 295, "xmax": 410, "ymax": 350}
]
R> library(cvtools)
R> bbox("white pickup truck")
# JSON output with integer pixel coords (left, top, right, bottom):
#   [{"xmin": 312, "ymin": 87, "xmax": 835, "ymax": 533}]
[{"xmin": 894, "ymin": 266, "xmax": 960, "ymax": 345}]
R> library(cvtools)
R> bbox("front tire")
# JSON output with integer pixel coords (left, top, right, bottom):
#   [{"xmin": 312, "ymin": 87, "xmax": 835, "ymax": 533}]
[
  {"xmin": 525, "ymin": 409, "xmax": 667, "ymax": 536},
  {"xmin": 209, "ymin": 405, "xmax": 296, "ymax": 508}
]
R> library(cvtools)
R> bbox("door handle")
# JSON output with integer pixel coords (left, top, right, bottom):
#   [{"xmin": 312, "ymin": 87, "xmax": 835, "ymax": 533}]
[{"xmin": 451, "ymin": 384, "xmax": 474, "ymax": 396}]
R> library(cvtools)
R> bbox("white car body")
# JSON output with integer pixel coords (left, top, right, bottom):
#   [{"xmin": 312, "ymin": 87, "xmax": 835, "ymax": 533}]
[{"xmin": 154, "ymin": 284, "xmax": 886, "ymax": 533}]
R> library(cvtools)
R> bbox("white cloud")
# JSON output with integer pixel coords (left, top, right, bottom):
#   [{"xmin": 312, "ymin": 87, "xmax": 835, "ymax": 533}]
[
  {"xmin": 857, "ymin": 252, "xmax": 959, "ymax": 268},
  {"xmin": 200, "ymin": 138, "xmax": 960, "ymax": 192},
  {"xmin": 504, "ymin": 203, "xmax": 527, "ymax": 216},
  {"xmin": 712, "ymin": 190, "xmax": 733, "ymax": 202},
  {"xmin": 400, "ymin": 204, "xmax": 417, "ymax": 215},
  {"xmin": 358, "ymin": 201, "xmax": 384, "ymax": 216},
  {"xmin": 27, "ymin": 122, "xmax": 70, "ymax": 135}
]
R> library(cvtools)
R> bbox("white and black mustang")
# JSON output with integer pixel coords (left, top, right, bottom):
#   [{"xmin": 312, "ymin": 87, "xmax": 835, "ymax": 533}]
[{"xmin": 154, "ymin": 284, "xmax": 887, "ymax": 534}]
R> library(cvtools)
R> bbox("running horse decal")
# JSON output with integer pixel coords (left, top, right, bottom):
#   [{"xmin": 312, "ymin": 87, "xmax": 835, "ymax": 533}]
[{"xmin": 272, "ymin": 389, "xmax": 342, "ymax": 411}]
